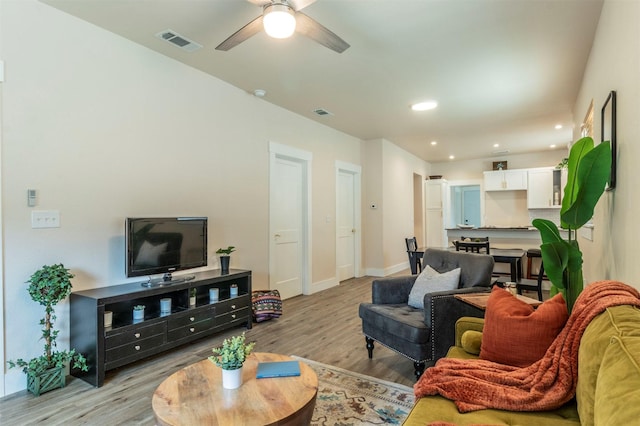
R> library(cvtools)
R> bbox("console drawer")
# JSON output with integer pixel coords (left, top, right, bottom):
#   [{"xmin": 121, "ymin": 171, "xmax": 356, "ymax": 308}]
[
  {"xmin": 167, "ymin": 318, "xmax": 215, "ymax": 341},
  {"xmin": 105, "ymin": 333, "xmax": 166, "ymax": 362},
  {"xmin": 167, "ymin": 308, "xmax": 214, "ymax": 330},
  {"xmin": 216, "ymin": 296, "xmax": 250, "ymax": 315},
  {"xmin": 105, "ymin": 322, "xmax": 166, "ymax": 349},
  {"xmin": 215, "ymin": 307, "xmax": 250, "ymax": 325}
]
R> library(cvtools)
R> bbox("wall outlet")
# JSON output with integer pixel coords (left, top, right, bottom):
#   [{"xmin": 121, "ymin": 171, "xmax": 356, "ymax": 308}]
[{"xmin": 31, "ymin": 210, "xmax": 60, "ymax": 228}]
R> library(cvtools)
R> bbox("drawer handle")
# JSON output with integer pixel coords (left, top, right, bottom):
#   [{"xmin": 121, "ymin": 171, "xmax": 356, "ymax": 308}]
[
  {"xmin": 190, "ymin": 317, "xmax": 195, "ymax": 322},
  {"xmin": 231, "ymin": 305, "xmax": 236, "ymax": 309},
  {"xmin": 231, "ymin": 314, "xmax": 236, "ymax": 319},
  {"xmin": 134, "ymin": 345, "xmax": 141, "ymax": 351},
  {"xmin": 190, "ymin": 327, "xmax": 195, "ymax": 333},
  {"xmin": 134, "ymin": 333, "xmax": 141, "ymax": 338}
]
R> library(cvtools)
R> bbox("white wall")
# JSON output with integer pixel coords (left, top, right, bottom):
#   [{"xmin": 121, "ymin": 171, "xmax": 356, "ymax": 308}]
[
  {"xmin": 0, "ymin": 0, "xmax": 362, "ymax": 395},
  {"xmin": 362, "ymin": 139, "xmax": 430, "ymax": 276},
  {"xmin": 572, "ymin": 0, "xmax": 640, "ymax": 287}
]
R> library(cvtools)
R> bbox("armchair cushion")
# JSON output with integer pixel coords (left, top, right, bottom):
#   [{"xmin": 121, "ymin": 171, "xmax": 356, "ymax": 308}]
[
  {"xmin": 408, "ymin": 266, "xmax": 461, "ymax": 309},
  {"xmin": 479, "ymin": 287, "xmax": 568, "ymax": 367}
]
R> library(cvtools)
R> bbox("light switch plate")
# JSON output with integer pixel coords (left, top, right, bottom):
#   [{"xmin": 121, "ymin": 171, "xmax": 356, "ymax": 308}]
[{"xmin": 31, "ymin": 210, "xmax": 60, "ymax": 228}]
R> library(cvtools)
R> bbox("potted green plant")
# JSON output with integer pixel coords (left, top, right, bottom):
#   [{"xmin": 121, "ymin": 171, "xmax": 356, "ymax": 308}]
[
  {"xmin": 216, "ymin": 246, "xmax": 236, "ymax": 273},
  {"xmin": 208, "ymin": 332, "xmax": 255, "ymax": 389},
  {"xmin": 189, "ymin": 288, "xmax": 197, "ymax": 307},
  {"xmin": 533, "ymin": 137, "xmax": 611, "ymax": 312},
  {"xmin": 7, "ymin": 264, "xmax": 88, "ymax": 396},
  {"xmin": 133, "ymin": 305, "xmax": 145, "ymax": 322}
]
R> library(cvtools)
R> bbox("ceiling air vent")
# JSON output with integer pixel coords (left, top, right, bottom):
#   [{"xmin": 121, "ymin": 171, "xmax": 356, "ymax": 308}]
[
  {"xmin": 155, "ymin": 30, "xmax": 203, "ymax": 52},
  {"xmin": 493, "ymin": 150, "xmax": 510, "ymax": 155},
  {"xmin": 313, "ymin": 108, "xmax": 333, "ymax": 116}
]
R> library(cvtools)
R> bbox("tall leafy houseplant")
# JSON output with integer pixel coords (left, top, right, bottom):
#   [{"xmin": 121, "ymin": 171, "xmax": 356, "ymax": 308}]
[
  {"xmin": 8, "ymin": 264, "xmax": 88, "ymax": 395},
  {"xmin": 533, "ymin": 137, "xmax": 611, "ymax": 312}
]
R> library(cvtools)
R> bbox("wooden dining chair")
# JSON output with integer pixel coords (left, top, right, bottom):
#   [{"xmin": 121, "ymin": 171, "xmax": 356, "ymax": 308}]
[
  {"xmin": 454, "ymin": 237, "xmax": 490, "ymax": 254},
  {"xmin": 405, "ymin": 237, "xmax": 422, "ymax": 273}
]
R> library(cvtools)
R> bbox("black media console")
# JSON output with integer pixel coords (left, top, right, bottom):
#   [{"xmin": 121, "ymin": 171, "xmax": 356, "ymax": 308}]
[{"xmin": 70, "ymin": 269, "xmax": 252, "ymax": 387}]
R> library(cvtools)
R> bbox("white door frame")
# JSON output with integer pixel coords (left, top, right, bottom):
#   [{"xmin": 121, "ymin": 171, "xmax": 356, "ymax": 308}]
[
  {"xmin": 269, "ymin": 142, "xmax": 312, "ymax": 295},
  {"xmin": 335, "ymin": 161, "xmax": 362, "ymax": 279}
]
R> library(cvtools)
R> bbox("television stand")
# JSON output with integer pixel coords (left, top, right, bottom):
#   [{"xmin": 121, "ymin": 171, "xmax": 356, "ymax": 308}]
[{"xmin": 70, "ymin": 269, "xmax": 252, "ymax": 387}]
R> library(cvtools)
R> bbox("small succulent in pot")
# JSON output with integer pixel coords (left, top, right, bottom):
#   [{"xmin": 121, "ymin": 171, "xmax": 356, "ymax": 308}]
[{"xmin": 208, "ymin": 332, "xmax": 255, "ymax": 370}]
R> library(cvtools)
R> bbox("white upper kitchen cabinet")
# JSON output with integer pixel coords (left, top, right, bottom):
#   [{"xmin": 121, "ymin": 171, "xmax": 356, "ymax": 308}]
[
  {"xmin": 528, "ymin": 167, "xmax": 566, "ymax": 208},
  {"xmin": 483, "ymin": 169, "xmax": 528, "ymax": 191}
]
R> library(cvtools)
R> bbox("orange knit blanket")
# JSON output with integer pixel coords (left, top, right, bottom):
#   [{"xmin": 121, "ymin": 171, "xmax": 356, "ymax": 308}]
[{"xmin": 414, "ymin": 280, "xmax": 640, "ymax": 413}]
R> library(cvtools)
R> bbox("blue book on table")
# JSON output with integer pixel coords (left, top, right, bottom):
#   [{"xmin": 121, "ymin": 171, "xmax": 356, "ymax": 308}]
[{"xmin": 256, "ymin": 361, "xmax": 301, "ymax": 378}]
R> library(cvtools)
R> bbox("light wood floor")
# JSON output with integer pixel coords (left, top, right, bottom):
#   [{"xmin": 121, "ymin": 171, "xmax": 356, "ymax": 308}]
[{"xmin": 0, "ymin": 274, "xmax": 417, "ymax": 425}]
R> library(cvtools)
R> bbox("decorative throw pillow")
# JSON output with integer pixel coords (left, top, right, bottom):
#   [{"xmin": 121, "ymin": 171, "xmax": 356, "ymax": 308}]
[
  {"xmin": 479, "ymin": 286, "xmax": 569, "ymax": 367},
  {"xmin": 461, "ymin": 330, "xmax": 483, "ymax": 355},
  {"xmin": 408, "ymin": 265, "xmax": 461, "ymax": 309}
]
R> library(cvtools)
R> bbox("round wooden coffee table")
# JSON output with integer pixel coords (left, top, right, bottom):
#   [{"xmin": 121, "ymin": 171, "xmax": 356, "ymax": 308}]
[{"xmin": 152, "ymin": 352, "xmax": 318, "ymax": 426}]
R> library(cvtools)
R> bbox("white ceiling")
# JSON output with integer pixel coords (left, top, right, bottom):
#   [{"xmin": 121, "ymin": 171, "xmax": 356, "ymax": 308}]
[{"xmin": 41, "ymin": 0, "xmax": 604, "ymax": 162}]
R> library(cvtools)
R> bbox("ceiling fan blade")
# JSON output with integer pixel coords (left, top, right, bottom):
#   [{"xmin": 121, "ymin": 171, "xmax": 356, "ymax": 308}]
[
  {"xmin": 215, "ymin": 15, "xmax": 263, "ymax": 51},
  {"xmin": 295, "ymin": 12, "xmax": 350, "ymax": 53}
]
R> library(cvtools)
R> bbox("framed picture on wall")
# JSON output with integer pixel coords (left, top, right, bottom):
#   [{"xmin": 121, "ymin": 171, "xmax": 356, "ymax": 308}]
[{"xmin": 601, "ymin": 90, "xmax": 616, "ymax": 190}]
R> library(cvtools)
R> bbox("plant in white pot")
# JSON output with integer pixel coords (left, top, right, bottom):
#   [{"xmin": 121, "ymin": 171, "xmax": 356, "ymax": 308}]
[
  {"xmin": 133, "ymin": 305, "xmax": 145, "ymax": 322},
  {"xmin": 7, "ymin": 264, "xmax": 88, "ymax": 396},
  {"xmin": 208, "ymin": 332, "xmax": 255, "ymax": 389},
  {"xmin": 216, "ymin": 246, "xmax": 236, "ymax": 274}
]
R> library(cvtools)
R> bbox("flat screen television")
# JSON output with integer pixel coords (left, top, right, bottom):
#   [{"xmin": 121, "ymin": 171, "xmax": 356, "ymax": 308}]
[{"xmin": 126, "ymin": 217, "xmax": 208, "ymax": 281}]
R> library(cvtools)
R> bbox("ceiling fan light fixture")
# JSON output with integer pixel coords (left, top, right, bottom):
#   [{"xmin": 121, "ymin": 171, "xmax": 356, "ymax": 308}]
[
  {"xmin": 411, "ymin": 100, "xmax": 438, "ymax": 111},
  {"xmin": 263, "ymin": 4, "xmax": 297, "ymax": 39}
]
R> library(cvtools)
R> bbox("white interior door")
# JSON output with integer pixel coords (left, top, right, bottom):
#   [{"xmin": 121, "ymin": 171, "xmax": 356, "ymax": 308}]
[
  {"xmin": 335, "ymin": 161, "xmax": 361, "ymax": 282},
  {"xmin": 271, "ymin": 156, "xmax": 303, "ymax": 299},
  {"xmin": 336, "ymin": 170, "xmax": 355, "ymax": 281},
  {"xmin": 269, "ymin": 142, "xmax": 312, "ymax": 299},
  {"xmin": 462, "ymin": 186, "xmax": 481, "ymax": 227}
]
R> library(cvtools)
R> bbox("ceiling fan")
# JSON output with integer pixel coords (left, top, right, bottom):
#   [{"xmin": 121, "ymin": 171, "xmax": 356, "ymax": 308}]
[{"xmin": 215, "ymin": 0, "xmax": 350, "ymax": 53}]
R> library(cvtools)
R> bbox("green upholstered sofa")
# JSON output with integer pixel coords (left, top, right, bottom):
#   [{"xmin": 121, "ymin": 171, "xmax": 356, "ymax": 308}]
[{"xmin": 403, "ymin": 304, "xmax": 640, "ymax": 425}]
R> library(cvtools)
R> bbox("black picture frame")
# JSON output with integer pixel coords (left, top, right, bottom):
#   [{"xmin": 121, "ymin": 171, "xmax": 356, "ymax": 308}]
[{"xmin": 601, "ymin": 90, "xmax": 616, "ymax": 190}]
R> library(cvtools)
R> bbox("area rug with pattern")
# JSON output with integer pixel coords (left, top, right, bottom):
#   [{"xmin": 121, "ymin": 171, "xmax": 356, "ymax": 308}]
[{"xmin": 292, "ymin": 356, "xmax": 415, "ymax": 425}]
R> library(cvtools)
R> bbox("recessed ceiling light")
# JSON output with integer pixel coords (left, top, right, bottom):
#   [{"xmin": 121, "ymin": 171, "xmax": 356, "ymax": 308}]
[
  {"xmin": 430, "ymin": 141, "xmax": 437, "ymax": 146},
  {"xmin": 493, "ymin": 143, "xmax": 500, "ymax": 148},
  {"xmin": 550, "ymin": 144, "xmax": 557, "ymax": 148},
  {"xmin": 411, "ymin": 100, "xmax": 438, "ymax": 111},
  {"xmin": 555, "ymin": 124, "xmax": 563, "ymax": 129},
  {"xmin": 449, "ymin": 155, "xmax": 455, "ymax": 160}
]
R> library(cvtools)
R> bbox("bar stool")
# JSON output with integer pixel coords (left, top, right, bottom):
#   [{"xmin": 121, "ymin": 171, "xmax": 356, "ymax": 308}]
[
  {"xmin": 517, "ymin": 261, "xmax": 545, "ymax": 301},
  {"xmin": 526, "ymin": 248, "xmax": 547, "ymax": 280}
]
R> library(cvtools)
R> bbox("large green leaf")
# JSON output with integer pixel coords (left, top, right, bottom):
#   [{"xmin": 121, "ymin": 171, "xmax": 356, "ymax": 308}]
[
  {"xmin": 539, "ymin": 241, "xmax": 568, "ymax": 290},
  {"xmin": 561, "ymin": 137, "xmax": 593, "ymax": 228},
  {"xmin": 532, "ymin": 218, "xmax": 562, "ymax": 244},
  {"xmin": 561, "ymin": 141, "xmax": 611, "ymax": 228}
]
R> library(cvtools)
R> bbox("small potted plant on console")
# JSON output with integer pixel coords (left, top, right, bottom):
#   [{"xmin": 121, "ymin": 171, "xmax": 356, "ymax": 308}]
[
  {"xmin": 209, "ymin": 332, "xmax": 255, "ymax": 389},
  {"xmin": 216, "ymin": 246, "xmax": 236, "ymax": 274},
  {"xmin": 7, "ymin": 264, "xmax": 88, "ymax": 396},
  {"xmin": 133, "ymin": 305, "xmax": 145, "ymax": 322}
]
